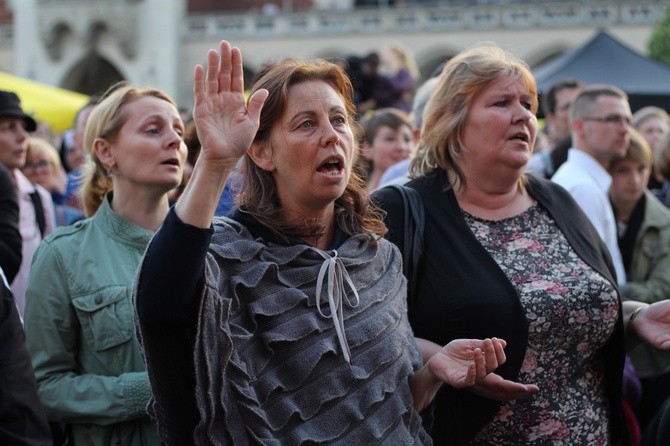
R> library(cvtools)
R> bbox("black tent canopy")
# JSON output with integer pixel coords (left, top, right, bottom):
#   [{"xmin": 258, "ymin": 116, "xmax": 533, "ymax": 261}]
[{"xmin": 533, "ymin": 30, "xmax": 670, "ymax": 115}]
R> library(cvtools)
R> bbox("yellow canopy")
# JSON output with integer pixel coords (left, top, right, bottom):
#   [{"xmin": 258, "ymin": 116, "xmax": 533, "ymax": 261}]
[{"xmin": 0, "ymin": 71, "xmax": 89, "ymax": 133}]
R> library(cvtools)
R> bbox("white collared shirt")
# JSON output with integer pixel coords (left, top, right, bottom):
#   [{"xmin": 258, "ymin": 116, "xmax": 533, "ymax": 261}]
[{"xmin": 552, "ymin": 148, "xmax": 627, "ymax": 286}]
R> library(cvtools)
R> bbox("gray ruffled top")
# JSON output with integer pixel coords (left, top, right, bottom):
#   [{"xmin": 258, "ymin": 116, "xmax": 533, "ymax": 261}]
[{"xmin": 137, "ymin": 215, "xmax": 431, "ymax": 445}]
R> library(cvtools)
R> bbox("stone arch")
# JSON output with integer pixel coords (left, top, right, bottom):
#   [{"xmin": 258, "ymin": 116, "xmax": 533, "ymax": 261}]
[
  {"xmin": 86, "ymin": 21, "xmax": 110, "ymax": 49},
  {"xmin": 60, "ymin": 51, "xmax": 125, "ymax": 96},
  {"xmin": 42, "ymin": 21, "xmax": 73, "ymax": 61}
]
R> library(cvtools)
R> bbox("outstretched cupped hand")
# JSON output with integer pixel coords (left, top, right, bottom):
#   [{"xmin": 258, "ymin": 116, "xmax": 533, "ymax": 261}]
[
  {"xmin": 633, "ymin": 300, "xmax": 670, "ymax": 351},
  {"xmin": 429, "ymin": 337, "xmax": 507, "ymax": 389},
  {"xmin": 468, "ymin": 373, "xmax": 540, "ymax": 401},
  {"xmin": 192, "ymin": 40, "xmax": 268, "ymax": 166}
]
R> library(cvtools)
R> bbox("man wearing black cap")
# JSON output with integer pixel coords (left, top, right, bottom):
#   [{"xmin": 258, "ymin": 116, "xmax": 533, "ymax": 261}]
[{"xmin": 0, "ymin": 90, "xmax": 54, "ymax": 318}]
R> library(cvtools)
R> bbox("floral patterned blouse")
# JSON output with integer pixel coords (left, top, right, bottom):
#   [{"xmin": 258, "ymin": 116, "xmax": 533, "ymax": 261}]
[{"xmin": 463, "ymin": 203, "xmax": 619, "ymax": 445}]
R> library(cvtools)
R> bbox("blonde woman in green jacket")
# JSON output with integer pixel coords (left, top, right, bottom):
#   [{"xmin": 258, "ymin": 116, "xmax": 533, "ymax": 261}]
[
  {"xmin": 23, "ymin": 82, "xmax": 187, "ymax": 445},
  {"xmin": 610, "ymin": 128, "xmax": 670, "ymax": 431}
]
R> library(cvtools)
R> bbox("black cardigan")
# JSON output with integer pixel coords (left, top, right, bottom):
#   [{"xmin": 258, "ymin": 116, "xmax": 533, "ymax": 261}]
[
  {"xmin": 0, "ymin": 164, "xmax": 21, "ymax": 282},
  {"xmin": 374, "ymin": 171, "xmax": 626, "ymax": 445}
]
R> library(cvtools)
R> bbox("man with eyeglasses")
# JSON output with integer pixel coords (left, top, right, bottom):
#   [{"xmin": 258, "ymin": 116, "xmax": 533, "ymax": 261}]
[
  {"xmin": 527, "ymin": 78, "xmax": 584, "ymax": 178},
  {"xmin": 552, "ymin": 84, "xmax": 630, "ymax": 286},
  {"xmin": 0, "ymin": 90, "xmax": 54, "ymax": 318}
]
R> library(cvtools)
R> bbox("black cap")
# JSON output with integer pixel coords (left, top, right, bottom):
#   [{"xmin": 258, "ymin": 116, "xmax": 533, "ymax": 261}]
[{"xmin": 0, "ymin": 90, "xmax": 37, "ymax": 132}]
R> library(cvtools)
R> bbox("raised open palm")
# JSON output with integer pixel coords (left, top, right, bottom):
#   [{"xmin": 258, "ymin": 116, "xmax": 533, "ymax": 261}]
[{"xmin": 192, "ymin": 40, "xmax": 268, "ymax": 166}]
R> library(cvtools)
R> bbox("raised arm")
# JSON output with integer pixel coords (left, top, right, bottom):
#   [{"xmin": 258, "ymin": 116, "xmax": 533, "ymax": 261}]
[
  {"xmin": 176, "ymin": 40, "xmax": 268, "ymax": 228},
  {"xmin": 136, "ymin": 41, "xmax": 268, "ymax": 328}
]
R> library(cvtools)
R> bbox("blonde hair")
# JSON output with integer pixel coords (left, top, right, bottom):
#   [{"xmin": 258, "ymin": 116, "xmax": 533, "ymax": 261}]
[
  {"xmin": 632, "ymin": 106, "xmax": 670, "ymax": 130},
  {"xmin": 413, "ymin": 45, "xmax": 538, "ymax": 188},
  {"xmin": 26, "ymin": 136, "xmax": 63, "ymax": 170},
  {"xmin": 79, "ymin": 82, "xmax": 177, "ymax": 217},
  {"xmin": 388, "ymin": 43, "xmax": 420, "ymax": 81}
]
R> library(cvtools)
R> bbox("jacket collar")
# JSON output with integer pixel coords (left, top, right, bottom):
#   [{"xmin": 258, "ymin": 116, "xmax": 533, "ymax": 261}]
[
  {"xmin": 94, "ymin": 193, "xmax": 155, "ymax": 249},
  {"xmin": 641, "ymin": 190, "xmax": 670, "ymax": 231}
]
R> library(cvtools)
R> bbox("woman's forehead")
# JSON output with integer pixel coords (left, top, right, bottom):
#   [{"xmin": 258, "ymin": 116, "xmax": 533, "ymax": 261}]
[{"xmin": 282, "ymin": 81, "xmax": 346, "ymax": 119}]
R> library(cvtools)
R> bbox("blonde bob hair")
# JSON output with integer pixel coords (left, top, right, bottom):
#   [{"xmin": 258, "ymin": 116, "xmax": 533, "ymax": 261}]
[
  {"xmin": 411, "ymin": 45, "xmax": 538, "ymax": 188},
  {"xmin": 26, "ymin": 136, "xmax": 63, "ymax": 170},
  {"xmin": 79, "ymin": 82, "xmax": 177, "ymax": 217}
]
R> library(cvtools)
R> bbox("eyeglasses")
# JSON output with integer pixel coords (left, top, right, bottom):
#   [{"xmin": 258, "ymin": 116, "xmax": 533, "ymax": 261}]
[
  {"xmin": 23, "ymin": 160, "xmax": 52, "ymax": 171},
  {"xmin": 582, "ymin": 115, "xmax": 631, "ymax": 127}
]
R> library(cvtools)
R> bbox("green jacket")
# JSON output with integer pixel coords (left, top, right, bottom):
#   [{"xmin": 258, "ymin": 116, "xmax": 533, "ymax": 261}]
[
  {"xmin": 24, "ymin": 196, "xmax": 161, "ymax": 446},
  {"xmin": 624, "ymin": 190, "xmax": 670, "ymax": 378}
]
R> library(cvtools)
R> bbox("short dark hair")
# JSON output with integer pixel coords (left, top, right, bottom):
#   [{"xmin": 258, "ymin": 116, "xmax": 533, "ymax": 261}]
[
  {"xmin": 542, "ymin": 78, "xmax": 584, "ymax": 117},
  {"xmin": 361, "ymin": 107, "xmax": 413, "ymax": 146},
  {"xmin": 570, "ymin": 84, "xmax": 628, "ymax": 121}
]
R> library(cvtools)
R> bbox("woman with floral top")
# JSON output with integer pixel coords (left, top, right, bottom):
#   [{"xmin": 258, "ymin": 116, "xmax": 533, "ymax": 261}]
[{"xmin": 374, "ymin": 45, "xmax": 670, "ymax": 445}]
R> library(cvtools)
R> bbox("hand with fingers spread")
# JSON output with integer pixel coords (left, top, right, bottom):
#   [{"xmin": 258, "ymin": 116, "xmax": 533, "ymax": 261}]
[
  {"xmin": 192, "ymin": 40, "xmax": 268, "ymax": 167},
  {"xmin": 178, "ymin": 40, "xmax": 269, "ymax": 228}
]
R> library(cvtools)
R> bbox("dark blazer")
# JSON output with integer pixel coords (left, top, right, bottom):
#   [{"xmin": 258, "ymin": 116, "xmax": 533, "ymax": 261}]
[
  {"xmin": 0, "ymin": 164, "xmax": 21, "ymax": 283},
  {"xmin": 375, "ymin": 171, "xmax": 626, "ymax": 445},
  {"xmin": 0, "ymin": 272, "xmax": 51, "ymax": 445}
]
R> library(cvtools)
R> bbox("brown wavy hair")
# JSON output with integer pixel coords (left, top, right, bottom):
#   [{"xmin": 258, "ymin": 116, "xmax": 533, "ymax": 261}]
[
  {"xmin": 79, "ymin": 82, "xmax": 177, "ymax": 217},
  {"xmin": 236, "ymin": 58, "xmax": 387, "ymax": 242}
]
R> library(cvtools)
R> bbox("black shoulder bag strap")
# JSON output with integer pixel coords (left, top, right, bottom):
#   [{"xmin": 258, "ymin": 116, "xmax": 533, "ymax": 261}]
[
  {"xmin": 387, "ymin": 184, "xmax": 425, "ymax": 322},
  {"xmin": 29, "ymin": 189, "xmax": 46, "ymax": 238}
]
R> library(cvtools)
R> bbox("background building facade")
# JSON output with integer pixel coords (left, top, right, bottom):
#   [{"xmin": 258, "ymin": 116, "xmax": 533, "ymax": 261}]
[{"xmin": 0, "ymin": 0, "xmax": 665, "ymax": 110}]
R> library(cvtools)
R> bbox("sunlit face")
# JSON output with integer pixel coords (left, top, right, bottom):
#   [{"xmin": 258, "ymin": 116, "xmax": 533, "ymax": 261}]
[
  {"xmin": 610, "ymin": 158, "xmax": 649, "ymax": 206},
  {"xmin": 547, "ymin": 86, "xmax": 580, "ymax": 143},
  {"xmin": 23, "ymin": 150, "xmax": 55, "ymax": 189},
  {"xmin": 106, "ymin": 96, "xmax": 187, "ymax": 193},
  {"xmin": 637, "ymin": 115, "xmax": 669, "ymax": 152},
  {"xmin": 577, "ymin": 95, "xmax": 631, "ymax": 166},
  {"xmin": 0, "ymin": 117, "xmax": 29, "ymax": 170},
  {"xmin": 366, "ymin": 124, "xmax": 413, "ymax": 175},
  {"xmin": 460, "ymin": 76, "xmax": 538, "ymax": 176},
  {"xmin": 263, "ymin": 80, "xmax": 355, "ymax": 214}
]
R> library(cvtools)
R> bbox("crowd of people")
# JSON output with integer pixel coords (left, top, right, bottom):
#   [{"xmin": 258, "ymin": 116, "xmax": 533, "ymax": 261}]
[{"xmin": 2, "ymin": 38, "xmax": 670, "ymax": 446}]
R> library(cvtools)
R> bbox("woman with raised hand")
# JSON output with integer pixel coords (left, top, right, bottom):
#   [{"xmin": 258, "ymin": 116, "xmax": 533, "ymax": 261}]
[
  {"xmin": 24, "ymin": 82, "xmax": 186, "ymax": 445},
  {"xmin": 134, "ymin": 40, "xmax": 508, "ymax": 444}
]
